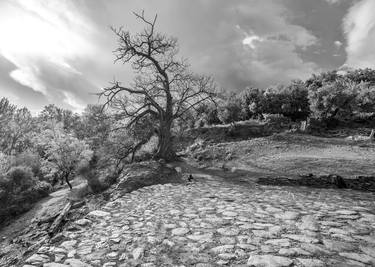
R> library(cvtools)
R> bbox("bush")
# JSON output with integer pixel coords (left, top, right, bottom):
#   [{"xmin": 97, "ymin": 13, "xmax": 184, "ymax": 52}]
[
  {"xmin": 264, "ymin": 114, "xmax": 291, "ymax": 126},
  {"xmin": 77, "ymin": 154, "xmax": 105, "ymax": 193},
  {"xmin": 218, "ymin": 98, "xmax": 242, "ymax": 124},
  {"xmin": 6, "ymin": 166, "xmax": 35, "ymax": 192},
  {"xmin": 13, "ymin": 151, "xmax": 42, "ymax": 179}
]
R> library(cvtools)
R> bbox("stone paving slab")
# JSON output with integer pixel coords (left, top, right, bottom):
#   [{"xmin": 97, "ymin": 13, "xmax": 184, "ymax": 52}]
[{"xmin": 23, "ymin": 180, "xmax": 375, "ymax": 266}]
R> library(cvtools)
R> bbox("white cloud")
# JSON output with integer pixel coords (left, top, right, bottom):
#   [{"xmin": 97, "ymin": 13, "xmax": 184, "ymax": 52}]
[
  {"xmin": 242, "ymin": 35, "xmax": 263, "ymax": 49},
  {"xmin": 343, "ymin": 0, "xmax": 375, "ymax": 68},
  {"xmin": 0, "ymin": 0, "xmax": 96, "ymax": 95},
  {"xmin": 334, "ymin": 40, "xmax": 343, "ymax": 48}
]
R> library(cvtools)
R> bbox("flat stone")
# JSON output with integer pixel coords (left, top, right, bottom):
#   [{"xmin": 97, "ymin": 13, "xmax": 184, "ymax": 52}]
[
  {"xmin": 218, "ymin": 253, "xmax": 237, "ymax": 260},
  {"xmin": 75, "ymin": 219, "xmax": 91, "ymax": 226},
  {"xmin": 187, "ymin": 233, "xmax": 213, "ymax": 242},
  {"xmin": 88, "ymin": 210, "xmax": 110, "ymax": 217},
  {"xmin": 323, "ymin": 239, "xmax": 356, "ymax": 252},
  {"xmin": 265, "ymin": 239, "xmax": 291, "ymax": 247},
  {"xmin": 26, "ymin": 254, "xmax": 50, "ymax": 264},
  {"xmin": 278, "ymin": 248, "xmax": 310, "ymax": 256},
  {"xmin": 275, "ymin": 211, "xmax": 299, "ymax": 220},
  {"xmin": 64, "ymin": 259, "xmax": 92, "ymax": 267},
  {"xmin": 43, "ymin": 263, "xmax": 70, "ymax": 267},
  {"xmin": 211, "ymin": 245, "xmax": 234, "ymax": 254},
  {"xmin": 360, "ymin": 246, "xmax": 375, "ymax": 258},
  {"xmin": 106, "ymin": 251, "xmax": 118, "ymax": 260},
  {"xmin": 132, "ymin": 247, "xmax": 144, "ymax": 260},
  {"xmin": 336, "ymin": 210, "xmax": 357, "ymax": 215},
  {"xmin": 60, "ymin": 240, "xmax": 77, "ymax": 250},
  {"xmin": 247, "ymin": 254, "xmax": 293, "ymax": 267},
  {"xmin": 282, "ymin": 234, "xmax": 319, "ymax": 244},
  {"xmin": 171, "ymin": 228, "xmax": 189, "ymax": 236},
  {"xmin": 217, "ymin": 228, "xmax": 240, "ymax": 236},
  {"xmin": 339, "ymin": 253, "xmax": 375, "ymax": 264},
  {"xmin": 219, "ymin": 237, "xmax": 236, "ymax": 244},
  {"xmin": 222, "ymin": 211, "xmax": 238, "ymax": 217},
  {"xmin": 300, "ymin": 243, "xmax": 331, "ymax": 255},
  {"xmin": 298, "ymin": 215, "xmax": 319, "ymax": 231},
  {"xmin": 297, "ymin": 258, "xmax": 325, "ymax": 267}
]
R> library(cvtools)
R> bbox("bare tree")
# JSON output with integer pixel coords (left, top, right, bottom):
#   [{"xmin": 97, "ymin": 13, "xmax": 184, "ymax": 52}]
[{"xmin": 100, "ymin": 11, "xmax": 216, "ymax": 161}]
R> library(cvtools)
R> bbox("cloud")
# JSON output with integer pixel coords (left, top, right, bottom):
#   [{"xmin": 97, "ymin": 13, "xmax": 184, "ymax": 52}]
[
  {"xmin": 0, "ymin": 0, "xmax": 98, "ymax": 110},
  {"xmin": 342, "ymin": 0, "xmax": 375, "ymax": 68},
  {"xmin": 334, "ymin": 40, "xmax": 343, "ymax": 48},
  {"xmin": 0, "ymin": 0, "xmax": 326, "ymax": 112},
  {"xmin": 188, "ymin": 0, "xmax": 319, "ymax": 89}
]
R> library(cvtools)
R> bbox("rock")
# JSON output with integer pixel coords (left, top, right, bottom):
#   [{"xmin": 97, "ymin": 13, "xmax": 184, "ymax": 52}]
[
  {"xmin": 336, "ymin": 210, "xmax": 357, "ymax": 215},
  {"xmin": 322, "ymin": 239, "xmax": 356, "ymax": 252},
  {"xmin": 106, "ymin": 251, "xmax": 118, "ymax": 260},
  {"xmin": 218, "ymin": 253, "xmax": 236, "ymax": 260},
  {"xmin": 297, "ymin": 258, "xmax": 325, "ymax": 267},
  {"xmin": 265, "ymin": 239, "xmax": 290, "ymax": 247},
  {"xmin": 43, "ymin": 263, "xmax": 69, "ymax": 267},
  {"xmin": 300, "ymin": 243, "xmax": 331, "ymax": 255},
  {"xmin": 87, "ymin": 210, "xmax": 110, "ymax": 217},
  {"xmin": 222, "ymin": 211, "xmax": 237, "ymax": 217},
  {"xmin": 132, "ymin": 247, "xmax": 144, "ymax": 260},
  {"xmin": 211, "ymin": 245, "xmax": 234, "ymax": 254},
  {"xmin": 26, "ymin": 254, "xmax": 50, "ymax": 264},
  {"xmin": 247, "ymin": 254, "xmax": 293, "ymax": 267},
  {"xmin": 278, "ymin": 248, "xmax": 310, "ymax": 256},
  {"xmin": 360, "ymin": 246, "xmax": 375, "ymax": 258},
  {"xmin": 275, "ymin": 211, "xmax": 299, "ymax": 220},
  {"xmin": 171, "ymin": 228, "xmax": 189, "ymax": 236},
  {"xmin": 217, "ymin": 228, "xmax": 240, "ymax": 236},
  {"xmin": 64, "ymin": 259, "xmax": 92, "ymax": 267},
  {"xmin": 187, "ymin": 233, "xmax": 213, "ymax": 242},
  {"xmin": 75, "ymin": 219, "xmax": 91, "ymax": 226},
  {"xmin": 339, "ymin": 253, "xmax": 375, "ymax": 264},
  {"xmin": 298, "ymin": 215, "xmax": 319, "ymax": 231},
  {"xmin": 282, "ymin": 234, "xmax": 319, "ymax": 244}
]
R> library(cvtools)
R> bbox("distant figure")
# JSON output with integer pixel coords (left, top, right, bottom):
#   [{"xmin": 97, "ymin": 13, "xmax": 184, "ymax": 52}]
[{"xmin": 188, "ymin": 174, "xmax": 194, "ymax": 182}]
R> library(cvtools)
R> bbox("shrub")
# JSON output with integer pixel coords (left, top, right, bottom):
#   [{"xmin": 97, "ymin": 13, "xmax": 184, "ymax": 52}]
[
  {"xmin": 77, "ymin": 153, "xmax": 105, "ymax": 193},
  {"xmin": 6, "ymin": 166, "xmax": 35, "ymax": 192},
  {"xmin": 13, "ymin": 151, "xmax": 42, "ymax": 179},
  {"xmin": 218, "ymin": 98, "xmax": 242, "ymax": 124},
  {"xmin": 264, "ymin": 114, "xmax": 291, "ymax": 129}
]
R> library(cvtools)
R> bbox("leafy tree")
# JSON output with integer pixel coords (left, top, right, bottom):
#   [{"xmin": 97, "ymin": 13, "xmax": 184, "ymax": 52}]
[
  {"xmin": 195, "ymin": 102, "xmax": 220, "ymax": 125},
  {"xmin": 345, "ymin": 68, "xmax": 375, "ymax": 85},
  {"xmin": 308, "ymin": 79, "xmax": 358, "ymax": 121},
  {"xmin": 35, "ymin": 124, "xmax": 93, "ymax": 189},
  {"xmin": 100, "ymin": 11, "xmax": 215, "ymax": 161},
  {"xmin": 39, "ymin": 104, "xmax": 81, "ymax": 134},
  {"xmin": 217, "ymin": 95, "xmax": 242, "ymax": 124},
  {"xmin": 78, "ymin": 104, "xmax": 112, "ymax": 148},
  {"xmin": 279, "ymin": 80, "xmax": 310, "ymax": 120},
  {"xmin": 0, "ymin": 99, "xmax": 35, "ymax": 154}
]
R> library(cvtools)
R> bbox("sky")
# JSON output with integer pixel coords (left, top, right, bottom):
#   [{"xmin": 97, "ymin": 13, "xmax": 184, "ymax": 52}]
[{"xmin": 0, "ymin": 0, "xmax": 374, "ymax": 113}]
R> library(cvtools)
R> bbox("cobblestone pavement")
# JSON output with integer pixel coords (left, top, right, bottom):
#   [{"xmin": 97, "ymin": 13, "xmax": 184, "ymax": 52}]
[{"xmin": 23, "ymin": 177, "xmax": 375, "ymax": 267}]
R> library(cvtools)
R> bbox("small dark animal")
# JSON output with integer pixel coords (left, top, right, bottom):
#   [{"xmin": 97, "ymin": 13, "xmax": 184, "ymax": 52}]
[
  {"xmin": 188, "ymin": 174, "xmax": 194, "ymax": 182},
  {"xmin": 329, "ymin": 174, "xmax": 347, "ymax": 188}
]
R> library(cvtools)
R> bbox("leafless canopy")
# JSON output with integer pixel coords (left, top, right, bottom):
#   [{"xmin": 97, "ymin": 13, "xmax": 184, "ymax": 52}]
[{"xmin": 99, "ymin": 11, "xmax": 216, "ymax": 160}]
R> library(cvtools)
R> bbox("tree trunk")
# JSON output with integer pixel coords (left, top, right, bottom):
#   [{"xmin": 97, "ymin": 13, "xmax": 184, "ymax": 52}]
[
  {"xmin": 64, "ymin": 173, "xmax": 73, "ymax": 190},
  {"xmin": 155, "ymin": 119, "xmax": 176, "ymax": 161}
]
